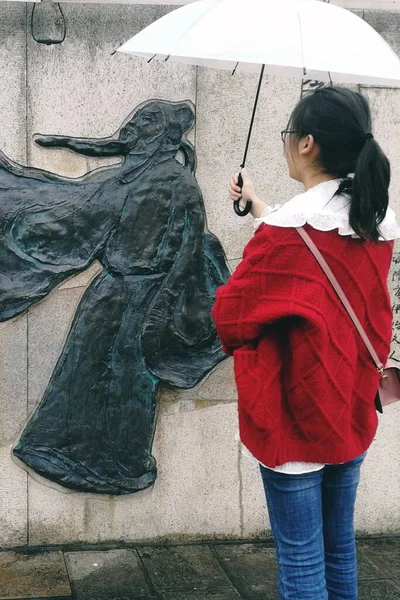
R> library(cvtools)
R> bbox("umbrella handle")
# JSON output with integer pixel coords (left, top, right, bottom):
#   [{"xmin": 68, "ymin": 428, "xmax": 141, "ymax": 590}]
[{"xmin": 233, "ymin": 172, "xmax": 252, "ymax": 217}]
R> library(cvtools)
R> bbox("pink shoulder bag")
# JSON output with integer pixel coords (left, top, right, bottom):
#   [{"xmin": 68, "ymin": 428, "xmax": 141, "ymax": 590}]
[{"xmin": 297, "ymin": 226, "xmax": 400, "ymax": 413}]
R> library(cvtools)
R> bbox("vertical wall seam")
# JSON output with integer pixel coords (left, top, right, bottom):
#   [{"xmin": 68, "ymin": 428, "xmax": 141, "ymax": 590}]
[
  {"xmin": 238, "ymin": 442, "xmax": 244, "ymax": 537},
  {"xmin": 25, "ymin": 2, "xmax": 30, "ymax": 547},
  {"xmin": 25, "ymin": 3, "xmax": 30, "ymax": 167},
  {"xmin": 194, "ymin": 65, "xmax": 198, "ymax": 150}
]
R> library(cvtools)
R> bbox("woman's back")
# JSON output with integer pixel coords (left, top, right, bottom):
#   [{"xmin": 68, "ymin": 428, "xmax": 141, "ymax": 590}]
[{"xmin": 213, "ymin": 218, "xmax": 394, "ymax": 468}]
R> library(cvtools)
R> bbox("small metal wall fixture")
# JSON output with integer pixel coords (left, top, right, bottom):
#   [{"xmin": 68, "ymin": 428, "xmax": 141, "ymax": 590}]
[{"xmin": 31, "ymin": 1, "xmax": 66, "ymax": 45}]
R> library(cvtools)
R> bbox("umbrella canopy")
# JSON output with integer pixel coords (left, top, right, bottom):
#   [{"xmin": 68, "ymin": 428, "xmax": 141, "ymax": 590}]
[
  {"xmin": 118, "ymin": 0, "xmax": 400, "ymax": 215},
  {"xmin": 118, "ymin": 0, "xmax": 400, "ymax": 87}
]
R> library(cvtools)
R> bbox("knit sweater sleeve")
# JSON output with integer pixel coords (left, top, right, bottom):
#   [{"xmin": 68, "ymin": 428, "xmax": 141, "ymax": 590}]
[{"xmin": 211, "ymin": 225, "xmax": 316, "ymax": 355}]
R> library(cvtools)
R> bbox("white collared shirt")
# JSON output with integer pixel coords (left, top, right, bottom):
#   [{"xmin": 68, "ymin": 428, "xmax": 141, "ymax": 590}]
[{"xmin": 255, "ymin": 178, "xmax": 400, "ymax": 240}]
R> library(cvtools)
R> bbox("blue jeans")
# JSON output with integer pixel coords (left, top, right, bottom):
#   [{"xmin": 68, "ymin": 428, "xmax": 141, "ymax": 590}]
[{"xmin": 260, "ymin": 453, "xmax": 366, "ymax": 600}]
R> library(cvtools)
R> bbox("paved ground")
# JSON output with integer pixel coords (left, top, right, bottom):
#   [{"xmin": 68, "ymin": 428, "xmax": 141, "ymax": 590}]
[{"xmin": 1, "ymin": 538, "xmax": 400, "ymax": 599}]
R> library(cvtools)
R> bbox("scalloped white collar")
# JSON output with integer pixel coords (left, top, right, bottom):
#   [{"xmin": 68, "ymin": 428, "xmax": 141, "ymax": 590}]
[{"xmin": 254, "ymin": 179, "xmax": 400, "ymax": 241}]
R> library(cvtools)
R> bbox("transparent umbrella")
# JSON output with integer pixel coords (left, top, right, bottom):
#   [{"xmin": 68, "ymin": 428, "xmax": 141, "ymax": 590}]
[{"xmin": 118, "ymin": 0, "xmax": 400, "ymax": 215}]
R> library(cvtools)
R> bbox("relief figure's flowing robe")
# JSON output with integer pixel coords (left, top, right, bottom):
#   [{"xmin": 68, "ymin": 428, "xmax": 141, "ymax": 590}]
[{"xmin": 0, "ymin": 150, "xmax": 229, "ymax": 494}]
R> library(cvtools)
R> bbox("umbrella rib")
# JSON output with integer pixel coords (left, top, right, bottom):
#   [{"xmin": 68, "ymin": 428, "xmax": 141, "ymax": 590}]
[{"xmin": 297, "ymin": 8, "xmax": 306, "ymax": 76}]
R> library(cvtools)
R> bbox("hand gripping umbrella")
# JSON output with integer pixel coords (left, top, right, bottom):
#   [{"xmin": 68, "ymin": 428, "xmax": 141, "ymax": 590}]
[{"xmin": 118, "ymin": 0, "xmax": 400, "ymax": 216}]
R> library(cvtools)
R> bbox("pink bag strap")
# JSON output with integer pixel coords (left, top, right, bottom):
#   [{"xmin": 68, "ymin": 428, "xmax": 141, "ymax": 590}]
[{"xmin": 296, "ymin": 226, "xmax": 384, "ymax": 372}]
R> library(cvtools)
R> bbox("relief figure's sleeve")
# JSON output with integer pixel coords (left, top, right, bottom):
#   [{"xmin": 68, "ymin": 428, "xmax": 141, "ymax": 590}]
[
  {"xmin": 141, "ymin": 173, "xmax": 230, "ymax": 388},
  {"xmin": 0, "ymin": 160, "xmax": 123, "ymax": 322}
]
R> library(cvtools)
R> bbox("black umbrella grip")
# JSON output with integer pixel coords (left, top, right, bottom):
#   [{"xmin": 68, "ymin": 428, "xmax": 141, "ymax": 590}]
[{"xmin": 233, "ymin": 172, "xmax": 252, "ymax": 217}]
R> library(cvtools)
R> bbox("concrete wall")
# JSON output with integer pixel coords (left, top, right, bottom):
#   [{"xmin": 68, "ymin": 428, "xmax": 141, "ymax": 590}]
[{"xmin": 0, "ymin": 2, "xmax": 400, "ymax": 549}]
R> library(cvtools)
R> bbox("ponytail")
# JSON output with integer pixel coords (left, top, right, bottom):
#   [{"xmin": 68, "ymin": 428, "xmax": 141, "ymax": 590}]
[{"xmin": 350, "ymin": 137, "xmax": 391, "ymax": 241}]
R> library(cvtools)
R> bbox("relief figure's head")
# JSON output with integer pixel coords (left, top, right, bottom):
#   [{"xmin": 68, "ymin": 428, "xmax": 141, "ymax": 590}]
[{"xmin": 118, "ymin": 100, "xmax": 195, "ymax": 160}]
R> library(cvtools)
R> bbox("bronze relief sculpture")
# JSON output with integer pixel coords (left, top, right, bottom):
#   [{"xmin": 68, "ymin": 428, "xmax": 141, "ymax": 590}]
[{"xmin": 0, "ymin": 100, "xmax": 229, "ymax": 495}]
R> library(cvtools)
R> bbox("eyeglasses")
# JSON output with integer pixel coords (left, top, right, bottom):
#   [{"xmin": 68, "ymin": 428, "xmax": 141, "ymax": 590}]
[{"xmin": 281, "ymin": 129, "xmax": 298, "ymax": 143}]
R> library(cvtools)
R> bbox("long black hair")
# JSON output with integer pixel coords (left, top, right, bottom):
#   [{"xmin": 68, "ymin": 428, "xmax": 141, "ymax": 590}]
[{"xmin": 288, "ymin": 86, "xmax": 390, "ymax": 241}]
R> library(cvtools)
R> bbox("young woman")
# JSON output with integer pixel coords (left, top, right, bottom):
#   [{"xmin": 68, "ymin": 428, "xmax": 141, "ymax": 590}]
[{"xmin": 211, "ymin": 86, "xmax": 400, "ymax": 600}]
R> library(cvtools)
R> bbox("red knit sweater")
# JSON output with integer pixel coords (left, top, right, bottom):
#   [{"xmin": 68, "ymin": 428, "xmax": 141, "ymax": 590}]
[{"xmin": 211, "ymin": 224, "xmax": 394, "ymax": 467}]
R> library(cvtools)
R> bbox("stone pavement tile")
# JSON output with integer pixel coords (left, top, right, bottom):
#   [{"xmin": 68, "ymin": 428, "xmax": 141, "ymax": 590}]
[
  {"xmin": 161, "ymin": 591, "xmax": 241, "ymax": 600},
  {"xmin": 0, "ymin": 551, "xmax": 71, "ymax": 599},
  {"xmin": 357, "ymin": 548, "xmax": 387, "ymax": 581},
  {"xmin": 212, "ymin": 544, "xmax": 279, "ymax": 600},
  {"xmin": 359, "ymin": 580, "xmax": 400, "ymax": 599},
  {"xmin": 138, "ymin": 546, "xmax": 231, "ymax": 591},
  {"xmin": 64, "ymin": 550, "xmax": 156, "ymax": 600},
  {"xmin": 358, "ymin": 540, "xmax": 400, "ymax": 583}
]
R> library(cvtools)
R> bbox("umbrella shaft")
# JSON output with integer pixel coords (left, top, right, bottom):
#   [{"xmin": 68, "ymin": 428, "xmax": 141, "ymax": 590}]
[{"xmin": 241, "ymin": 64, "xmax": 265, "ymax": 168}]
